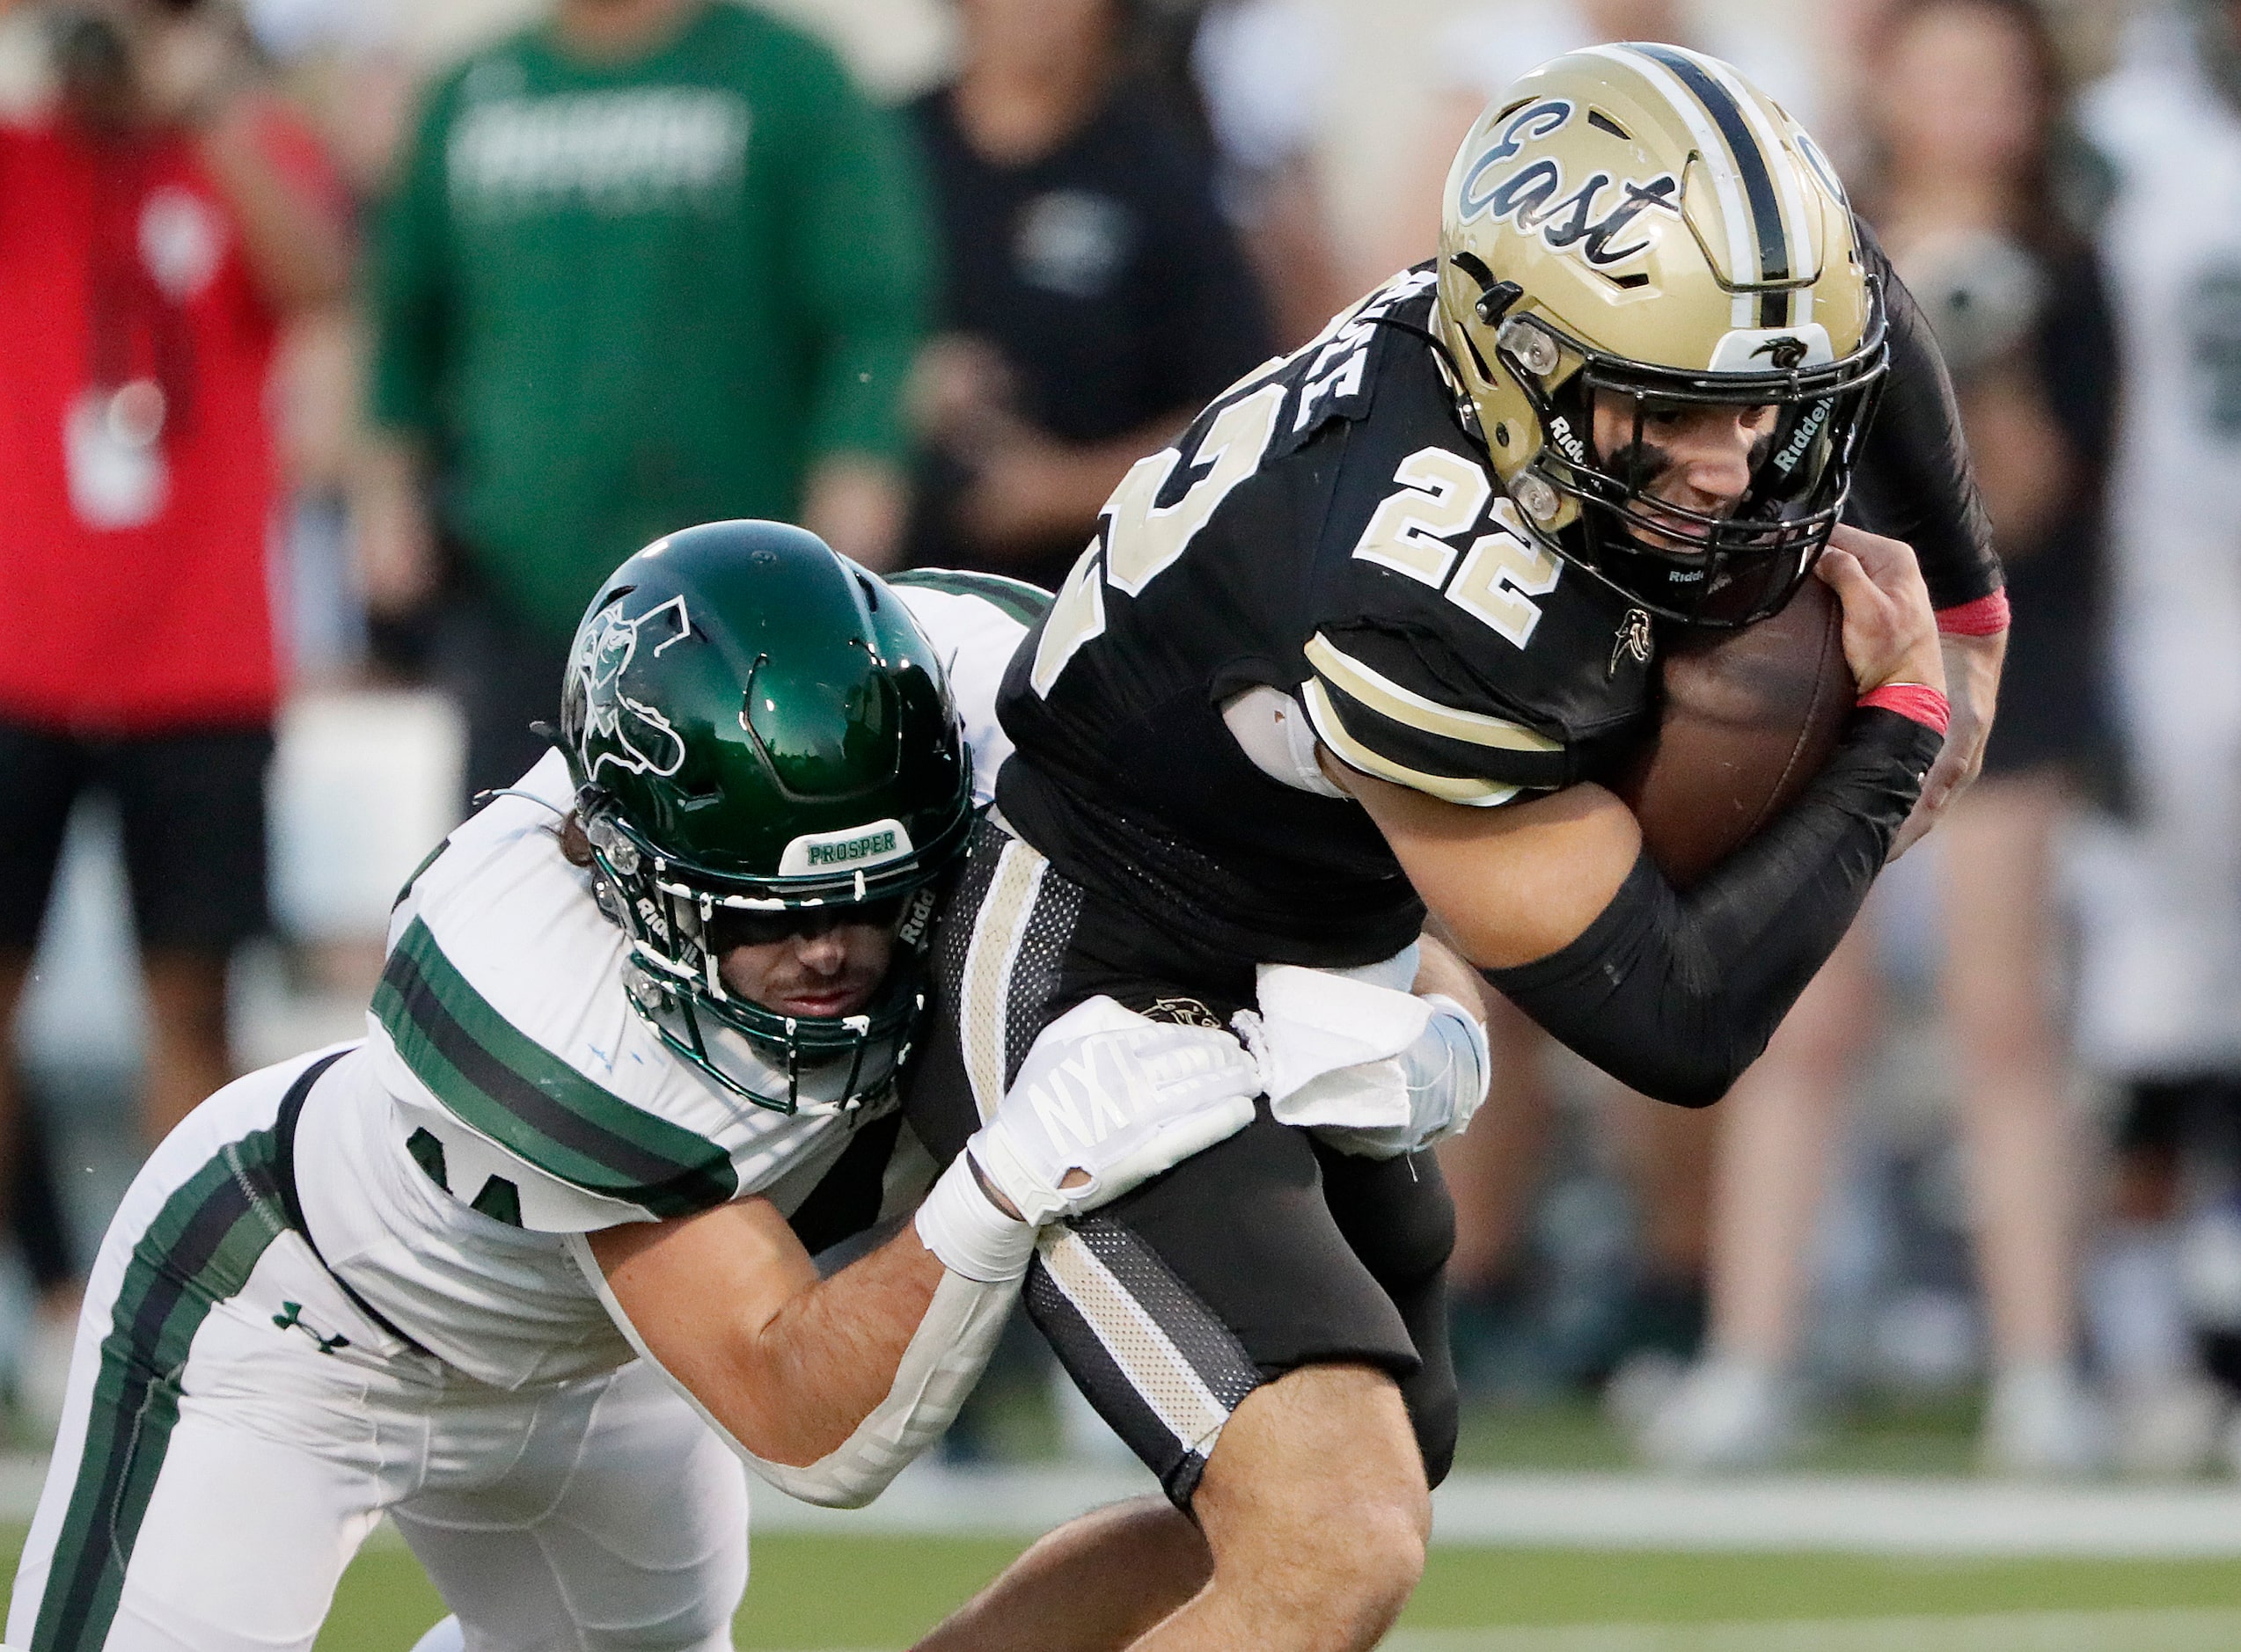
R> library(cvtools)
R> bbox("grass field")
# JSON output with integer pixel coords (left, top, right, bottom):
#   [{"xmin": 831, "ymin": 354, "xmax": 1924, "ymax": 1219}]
[
  {"xmin": 1447, "ymin": 1392, "xmax": 1996, "ymax": 1477},
  {"xmin": 8, "ymin": 1525, "xmax": 2241, "ymax": 1650},
  {"xmin": 5, "ymin": 1397, "xmax": 2238, "ymax": 1645}
]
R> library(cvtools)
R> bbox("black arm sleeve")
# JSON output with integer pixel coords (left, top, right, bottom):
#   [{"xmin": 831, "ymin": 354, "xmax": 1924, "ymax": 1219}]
[
  {"xmin": 1845, "ymin": 221, "xmax": 2005, "ymax": 611},
  {"xmin": 1485, "ymin": 708, "xmax": 1942, "ymax": 1107}
]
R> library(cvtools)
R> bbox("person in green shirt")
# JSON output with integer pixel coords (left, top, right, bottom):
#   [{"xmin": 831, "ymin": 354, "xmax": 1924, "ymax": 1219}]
[{"xmin": 359, "ymin": 0, "xmax": 929, "ymax": 801}]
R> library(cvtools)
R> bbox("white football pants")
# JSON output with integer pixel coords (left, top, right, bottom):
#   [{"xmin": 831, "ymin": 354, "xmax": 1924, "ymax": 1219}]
[{"xmin": 4, "ymin": 1051, "xmax": 747, "ymax": 1652}]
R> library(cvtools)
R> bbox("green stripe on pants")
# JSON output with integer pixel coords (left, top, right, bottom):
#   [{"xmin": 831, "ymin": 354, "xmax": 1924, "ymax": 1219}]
[{"xmin": 33, "ymin": 1129, "xmax": 289, "ymax": 1652}]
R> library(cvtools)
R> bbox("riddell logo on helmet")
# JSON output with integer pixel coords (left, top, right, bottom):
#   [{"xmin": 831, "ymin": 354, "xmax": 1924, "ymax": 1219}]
[
  {"xmin": 1770, "ymin": 397, "xmax": 1834, "ymax": 475},
  {"xmin": 897, "ymin": 884, "xmax": 938, "ymax": 947},
  {"xmin": 1543, "ymin": 412, "xmax": 1591, "ymax": 465},
  {"xmin": 1751, "ymin": 336, "xmax": 1810, "ymax": 370}
]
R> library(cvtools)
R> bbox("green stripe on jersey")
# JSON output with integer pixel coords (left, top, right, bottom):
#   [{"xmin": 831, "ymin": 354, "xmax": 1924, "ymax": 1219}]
[
  {"xmin": 392, "ymin": 834, "xmax": 451, "ymax": 911},
  {"xmin": 372, "ymin": 917, "xmax": 737, "ymax": 1217},
  {"xmin": 34, "ymin": 1129, "xmax": 291, "ymax": 1652},
  {"xmin": 890, "ymin": 567, "xmax": 1054, "ymax": 627}
]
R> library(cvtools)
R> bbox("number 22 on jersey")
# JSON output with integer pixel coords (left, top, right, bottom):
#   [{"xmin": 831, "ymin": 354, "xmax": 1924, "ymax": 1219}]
[
  {"xmin": 1352, "ymin": 448, "xmax": 1562, "ymax": 648},
  {"xmin": 1029, "ymin": 395, "xmax": 1561, "ymax": 700}
]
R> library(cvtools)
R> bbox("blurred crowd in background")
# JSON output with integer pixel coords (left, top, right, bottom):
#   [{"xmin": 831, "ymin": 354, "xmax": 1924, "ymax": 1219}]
[{"xmin": 9, "ymin": 0, "xmax": 2241, "ymax": 1487}]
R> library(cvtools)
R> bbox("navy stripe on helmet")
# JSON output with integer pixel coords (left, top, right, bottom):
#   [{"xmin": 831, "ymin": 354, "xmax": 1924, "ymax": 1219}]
[{"xmin": 1633, "ymin": 44, "xmax": 1790, "ymax": 290}]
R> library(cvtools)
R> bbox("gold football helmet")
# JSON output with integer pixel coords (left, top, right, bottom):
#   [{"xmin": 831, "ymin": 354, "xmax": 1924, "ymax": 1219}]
[{"xmin": 1435, "ymin": 44, "xmax": 1886, "ymax": 626}]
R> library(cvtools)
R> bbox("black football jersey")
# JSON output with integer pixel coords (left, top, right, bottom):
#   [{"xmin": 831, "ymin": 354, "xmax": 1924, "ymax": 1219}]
[{"xmin": 994, "ymin": 267, "xmax": 1659, "ymax": 969}]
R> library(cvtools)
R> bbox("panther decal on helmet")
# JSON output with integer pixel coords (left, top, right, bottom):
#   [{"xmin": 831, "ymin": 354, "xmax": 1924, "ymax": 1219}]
[{"xmin": 568, "ymin": 592, "xmax": 692, "ymax": 782}]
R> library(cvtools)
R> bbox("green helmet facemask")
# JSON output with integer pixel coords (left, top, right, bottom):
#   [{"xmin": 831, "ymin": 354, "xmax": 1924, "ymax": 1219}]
[{"xmin": 558, "ymin": 521, "xmax": 974, "ymax": 1114}]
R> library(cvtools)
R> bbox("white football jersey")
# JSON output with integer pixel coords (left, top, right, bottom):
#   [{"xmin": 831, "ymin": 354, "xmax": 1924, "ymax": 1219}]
[
  {"xmin": 2084, "ymin": 21, "xmax": 2241, "ymax": 579},
  {"xmin": 2075, "ymin": 30, "xmax": 2241, "ymax": 1073},
  {"xmin": 293, "ymin": 576, "xmax": 1038, "ymax": 1389}
]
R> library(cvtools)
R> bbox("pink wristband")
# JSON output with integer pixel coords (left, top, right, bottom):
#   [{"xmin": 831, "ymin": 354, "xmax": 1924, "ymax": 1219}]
[
  {"xmin": 1936, "ymin": 591, "xmax": 2010, "ymax": 636},
  {"xmin": 1858, "ymin": 683, "xmax": 1950, "ymax": 735}
]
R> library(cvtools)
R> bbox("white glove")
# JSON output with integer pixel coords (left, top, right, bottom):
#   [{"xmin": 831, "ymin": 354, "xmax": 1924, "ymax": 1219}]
[
  {"xmin": 1325, "ymin": 992, "xmax": 1489, "ymax": 1158},
  {"xmin": 1233, "ymin": 964, "xmax": 1490, "ymax": 1159},
  {"xmin": 967, "ymin": 995, "xmax": 1262, "ymax": 1226}
]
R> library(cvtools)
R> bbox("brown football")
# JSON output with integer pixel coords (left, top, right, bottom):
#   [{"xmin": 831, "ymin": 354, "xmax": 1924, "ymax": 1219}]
[{"xmin": 1615, "ymin": 574, "xmax": 1853, "ymax": 888}]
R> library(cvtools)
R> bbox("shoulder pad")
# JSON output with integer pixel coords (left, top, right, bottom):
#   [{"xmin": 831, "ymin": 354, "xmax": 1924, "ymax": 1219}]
[
  {"xmin": 890, "ymin": 575, "xmax": 1036, "ymax": 807},
  {"xmin": 890, "ymin": 568, "xmax": 1052, "ymax": 628},
  {"xmin": 1266, "ymin": 265, "xmax": 1443, "ymax": 457},
  {"xmin": 375, "ymin": 913, "xmax": 742, "ymax": 1224}
]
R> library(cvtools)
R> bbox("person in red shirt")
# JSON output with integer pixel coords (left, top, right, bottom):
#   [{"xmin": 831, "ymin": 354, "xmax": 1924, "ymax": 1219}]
[{"xmin": 0, "ymin": 0, "xmax": 347, "ymax": 1409}]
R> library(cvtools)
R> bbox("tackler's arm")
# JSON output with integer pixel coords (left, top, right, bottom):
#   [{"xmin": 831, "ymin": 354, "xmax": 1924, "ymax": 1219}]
[{"xmin": 578, "ymin": 1003, "xmax": 1259, "ymax": 1508}]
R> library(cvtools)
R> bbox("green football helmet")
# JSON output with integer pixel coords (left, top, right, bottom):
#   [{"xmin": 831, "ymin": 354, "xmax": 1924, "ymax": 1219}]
[{"xmin": 558, "ymin": 520, "xmax": 974, "ymax": 1114}]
